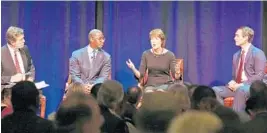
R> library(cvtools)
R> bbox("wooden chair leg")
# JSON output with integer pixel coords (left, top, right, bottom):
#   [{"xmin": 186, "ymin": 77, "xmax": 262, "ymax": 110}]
[{"xmin": 40, "ymin": 95, "xmax": 46, "ymax": 118}]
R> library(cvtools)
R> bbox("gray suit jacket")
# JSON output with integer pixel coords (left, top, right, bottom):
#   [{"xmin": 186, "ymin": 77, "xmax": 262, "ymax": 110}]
[
  {"xmin": 232, "ymin": 45, "xmax": 266, "ymax": 85},
  {"xmin": 1, "ymin": 44, "xmax": 35, "ymax": 84},
  {"xmin": 69, "ymin": 46, "xmax": 111, "ymax": 85}
]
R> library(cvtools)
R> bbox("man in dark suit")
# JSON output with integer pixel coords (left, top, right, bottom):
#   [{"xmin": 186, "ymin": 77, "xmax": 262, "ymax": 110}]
[
  {"xmin": 56, "ymin": 92, "xmax": 104, "ymax": 133},
  {"xmin": 97, "ymin": 80, "xmax": 129, "ymax": 133},
  {"xmin": 69, "ymin": 29, "xmax": 111, "ymax": 92},
  {"xmin": 2, "ymin": 81, "xmax": 55, "ymax": 133},
  {"xmin": 213, "ymin": 26, "xmax": 266, "ymax": 112},
  {"xmin": 1, "ymin": 26, "xmax": 35, "ymax": 87},
  {"xmin": 242, "ymin": 93, "xmax": 267, "ymax": 133},
  {"xmin": 121, "ymin": 86, "xmax": 142, "ymax": 125}
]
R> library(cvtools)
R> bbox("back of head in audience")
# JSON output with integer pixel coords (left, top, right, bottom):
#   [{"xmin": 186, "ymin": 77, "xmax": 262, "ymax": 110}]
[
  {"xmin": 135, "ymin": 91, "xmax": 183, "ymax": 133},
  {"xmin": 213, "ymin": 105, "xmax": 242, "ymax": 133},
  {"xmin": 118, "ymin": 86, "xmax": 142, "ymax": 124},
  {"xmin": 191, "ymin": 85, "xmax": 216, "ymax": 109},
  {"xmin": 186, "ymin": 84, "xmax": 198, "ymax": 98},
  {"xmin": 250, "ymin": 80, "xmax": 267, "ymax": 96},
  {"xmin": 56, "ymin": 92, "xmax": 103, "ymax": 133},
  {"xmin": 198, "ymin": 97, "xmax": 221, "ymax": 112},
  {"xmin": 198, "ymin": 97, "xmax": 242, "ymax": 133},
  {"xmin": 126, "ymin": 86, "xmax": 142, "ymax": 105},
  {"xmin": 167, "ymin": 110, "xmax": 222, "ymax": 133},
  {"xmin": 167, "ymin": 83, "xmax": 191, "ymax": 111},
  {"xmin": 91, "ymin": 83, "xmax": 102, "ymax": 98},
  {"xmin": 1, "ymin": 88, "xmax": 12, "ymax": 107},
  {"xmin": 245, "ymin": 93, "xmax": 267, "ymax": 118},
  {"xmin": 167, "ymin": 83, "xmax": 188, "ymax": 96},
  {"xmin": 97, "ymin": 80, "xmax": 124, "ymax": 110},
  {"xmin": 11, "ymin": 81, "xmax": 39, "ymax": 112},
  {"xmin": 65, "ymin": 82, "xmax": 86, "ymax": 97},
  {"xmin": 242, "ymin": 92, "xmax": 267, "ymax": 133}
]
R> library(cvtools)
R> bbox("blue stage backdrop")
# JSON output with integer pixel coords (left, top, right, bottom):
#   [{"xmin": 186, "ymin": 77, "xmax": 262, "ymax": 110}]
[{"xmin": 1, "ymin": 1, "xmax": 263, "ymax": 117}]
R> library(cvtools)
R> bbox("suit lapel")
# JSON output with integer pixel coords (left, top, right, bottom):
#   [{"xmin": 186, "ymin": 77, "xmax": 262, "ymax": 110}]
[
  {"xmin": 2, "ymin": 45, "xmax": 17, "ymax": 73},
  {"xmin": 244, "ymin": 45, "xmax": 253, "ymax": 66},
  {"xmin": 82, "ymin": 46, "xmax": 91, "ymax": 78},
  {"xmin": 19, "ymin": 48, "xmax": 28, "ymax": 72}
]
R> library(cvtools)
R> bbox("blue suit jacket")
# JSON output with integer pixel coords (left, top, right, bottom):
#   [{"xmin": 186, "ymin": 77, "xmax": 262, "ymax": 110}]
[
  {"xmin": 69, "ymin": 46, "xmax": 111, "ymax": 85},
  {"xmin": 232, "ymin": 45, "xmax": 266, "ymax": 85}
]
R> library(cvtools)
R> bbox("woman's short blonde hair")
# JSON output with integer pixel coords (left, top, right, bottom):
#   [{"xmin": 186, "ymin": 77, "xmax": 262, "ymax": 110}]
[{"xmin": 149, "ymin": 29, "xmax": 166, "ymax": 48}]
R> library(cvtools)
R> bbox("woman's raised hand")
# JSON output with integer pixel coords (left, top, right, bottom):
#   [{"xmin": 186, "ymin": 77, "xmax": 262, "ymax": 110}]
[{"xmin": 126, "ymin": 59, "xmax": 135, "ymax": 69}]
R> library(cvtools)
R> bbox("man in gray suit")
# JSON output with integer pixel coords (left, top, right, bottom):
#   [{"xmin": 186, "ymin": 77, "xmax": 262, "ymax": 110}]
[
  {"xmin": 213, "ymin": 26, "xmax": 266, "ymax": 112},
  {"xmin": 1, "ymin": 26, "xmax": 35, "ymax": 87},
  {"xmin": 69, "ymin": 29, "xmax": 111, "ymax": 92}
]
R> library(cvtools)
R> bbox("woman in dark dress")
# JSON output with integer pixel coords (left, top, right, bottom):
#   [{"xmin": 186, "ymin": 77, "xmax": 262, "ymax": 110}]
[{"xmin": 126, "ymin": 29, "xmax": 181, "ymax": 92}]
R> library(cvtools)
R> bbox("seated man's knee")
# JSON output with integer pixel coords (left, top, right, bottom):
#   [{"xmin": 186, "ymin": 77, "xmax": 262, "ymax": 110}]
[{"xmin": 235, "ymin": 85, "xmax": 250, "ymax": 96}]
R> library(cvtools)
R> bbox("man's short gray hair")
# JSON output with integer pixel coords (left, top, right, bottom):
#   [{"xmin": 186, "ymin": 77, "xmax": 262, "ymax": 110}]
[
  {"xmin": 6, "ymin": 26, "xmax": 24, "ymax": 44},
  {"xmin": 97, "ymin": 80, "xmax": 124, "ymax": 109}
]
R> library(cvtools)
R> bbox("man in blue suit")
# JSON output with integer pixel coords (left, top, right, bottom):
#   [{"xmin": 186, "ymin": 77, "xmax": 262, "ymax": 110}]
[
  {"xmin": 213, "ymin": 26, "xmax": 266, "ymax": 112},
  {"xmin": 69, "ymin": 29, "xmax": 111, "ymax": 92}
]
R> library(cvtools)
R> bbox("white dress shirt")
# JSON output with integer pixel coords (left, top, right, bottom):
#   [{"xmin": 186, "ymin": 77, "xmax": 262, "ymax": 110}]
[{"xmin": 7, "ymin": 44, "xmax": 25, "ymax": 74}]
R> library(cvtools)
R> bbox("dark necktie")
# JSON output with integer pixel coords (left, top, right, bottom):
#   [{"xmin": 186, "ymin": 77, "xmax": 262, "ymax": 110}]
[
  {"xmin": 92, "ymin": 49, "xmax": 97, "ymax": 60},
  {"xmin": 235, "ymin": 50, "xmax": 245, "ymax": 83},
  {"xmin": 14, "ymin": 50, "xmax": 22, "ymax": 73}
]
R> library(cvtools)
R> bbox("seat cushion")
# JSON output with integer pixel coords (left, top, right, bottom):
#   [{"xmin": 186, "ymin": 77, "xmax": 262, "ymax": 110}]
[{"xmin": 224, "ymin": 97, "xmax": 234, "ymax": 107}]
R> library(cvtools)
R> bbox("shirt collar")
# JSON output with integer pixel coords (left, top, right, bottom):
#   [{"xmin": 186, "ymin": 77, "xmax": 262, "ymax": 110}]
[
  {"xmin": 7, "ymin": 43, "xmax": 17, "ymax": 53},
  {"xmin": 242, "ymin": 43, "xmax": 251, "ymax": 53},
  {"xmin": 88, "ymin": 45, "xmax": 99, "ymax": 53}
]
